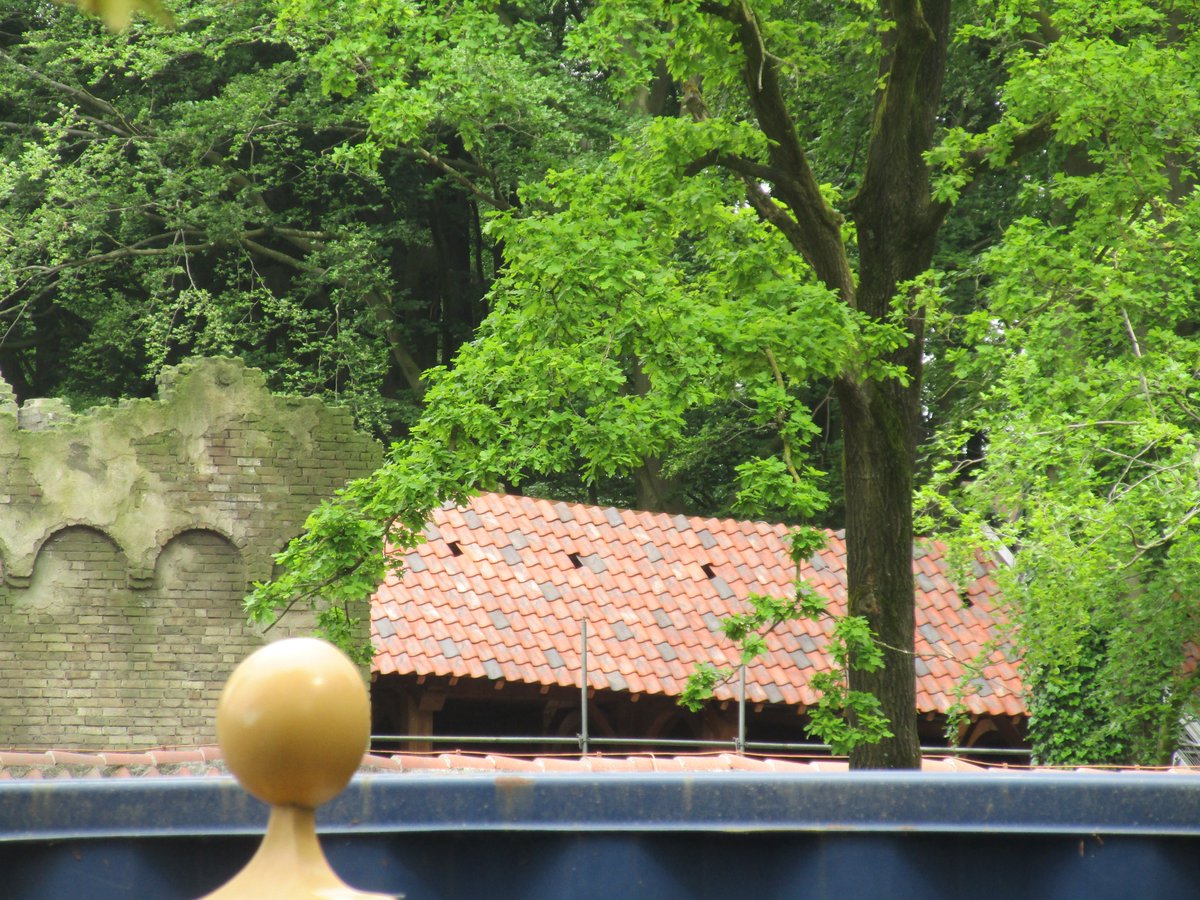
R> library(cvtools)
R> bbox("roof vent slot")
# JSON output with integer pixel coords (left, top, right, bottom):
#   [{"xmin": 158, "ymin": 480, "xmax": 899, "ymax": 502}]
[
  {"xmin": 701, "ymin": 563, "xmax": 715, "ymax": 579},
  {"xmin": 567, "ymin": 552, "xmax": 583, "ymax": 568},
  {"xmin": 447, "ymin": 541, "xmax": 463, "ymax": 557}
]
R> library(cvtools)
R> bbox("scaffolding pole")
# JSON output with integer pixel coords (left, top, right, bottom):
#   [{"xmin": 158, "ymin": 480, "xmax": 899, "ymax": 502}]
[
  {"xmin": 737, "ymin": 664, "xmax": 746, "ymax": 755},
  {"xmin": 580, "ymin": 619, "xmax": 589, "ymax": 755}
]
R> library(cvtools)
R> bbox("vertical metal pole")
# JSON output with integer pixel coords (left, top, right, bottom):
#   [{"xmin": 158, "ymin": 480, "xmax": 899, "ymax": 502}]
[
  {"xmin": 737, "ymin": 663, "xmax": 746, "ymax": 755},
  {"xmin": 580, "ymin": 620, "xmax": 589, "ymax": 755}
]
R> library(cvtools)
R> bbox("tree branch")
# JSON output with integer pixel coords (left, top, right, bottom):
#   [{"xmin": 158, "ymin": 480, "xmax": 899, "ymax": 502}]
[
  {"xmin": 931, "ymin": 118, "xmax": 1057, "ymax": 224},
  {"xmin": 409, "ymin": 145, "xmax": 512, "ymax": 211},
  {"xmin": 17, "ymin": 234, "xmax": 221, "ymax": 277},
  {"xmin": 238, "ymin": 235, "xmax": 427, "ymax": 395},
  {"xmin": 0, "ymin": 49, "xmax": 140, "ymax": 137},
  {"xmin": 740, "ymin": 179, "xmax": 813, "ymax": 259},
  {"xmin": 259, "ymin": 514, "xmax": 401, "ymax": 633},
  {"xmin": 683, "ymin": 149, "xmax": 787, "ymax": 185},
  {"xmin": 696, "ymin": 0, "xmax": 854, "ymax": 300},
  {"xmin": 0, "ymin": 121, "xmax": 104, "ymax": 140},
  {"xmin": 239, "ymin": 236, "xmax": 322, "ymax": 273},
  {"xmin": 763, "ymin": 346, "xmax": 804, "ymax": 485}
]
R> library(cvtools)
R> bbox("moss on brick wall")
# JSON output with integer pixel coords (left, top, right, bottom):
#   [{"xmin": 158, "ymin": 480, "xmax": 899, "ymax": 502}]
[{"xmin": 0, "ymin": 358, "xmax": 381, "ymax": 750}]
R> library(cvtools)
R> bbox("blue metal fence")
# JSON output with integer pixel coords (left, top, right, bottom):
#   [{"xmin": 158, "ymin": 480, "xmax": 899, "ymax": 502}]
[{"xmin": 3, "ymin": 772, "xmax": 1199, "ymax": 898}]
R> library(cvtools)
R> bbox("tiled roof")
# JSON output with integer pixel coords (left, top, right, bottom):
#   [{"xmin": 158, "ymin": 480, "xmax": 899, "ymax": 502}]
[
  {"xmin": 0, "ymin": 748, "xmax": 228, "ymax": 779},
  {"xmin": 4, "ymin": 748, "xmax": 1199, "ymax": 779},
  {"xmin": 0, "ymin": 747, "xmax": 982, "ymax": 779},
  {"xmin": 372, "ymin": 492, "xmax": 1024, "ymax": 717},
  {"xmin": 361, "ymin": 751, "xmax": 992, "ymax": 775}
]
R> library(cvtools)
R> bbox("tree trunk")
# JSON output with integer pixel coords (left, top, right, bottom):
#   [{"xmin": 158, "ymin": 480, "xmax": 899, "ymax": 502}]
[
  {"xmin": 836, "ymin": 0, "xmax": 951, "ymax": 768},
  {"xmin": 706, "ymin": 0, "xmax": 952, "ymax": 767},
  {"xmin": 634, "ymin": 455, "xmax": 685, "ymax": 514},
  {"xmin": 838, "ymin": 371, "xmax": 923, "ymax": 768},
  {"xmin": 630, "ymin": 361, "xmax": 686, "ymax": 513}
]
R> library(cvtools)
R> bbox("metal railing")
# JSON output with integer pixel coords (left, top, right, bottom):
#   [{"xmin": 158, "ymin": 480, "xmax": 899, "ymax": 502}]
[
  {"xmin": 374, "ymin": 618, "xmax": 1033, "ymax": 760},
  {"xmin": 369, "ymin": 733, "xmax": 1033, "ymax": 759}
]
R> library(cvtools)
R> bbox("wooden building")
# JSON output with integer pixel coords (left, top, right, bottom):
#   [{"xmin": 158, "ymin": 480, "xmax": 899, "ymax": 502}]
[{"xmin": 370, "ymin": 492, "xmax": 1027, "ymax": 756}]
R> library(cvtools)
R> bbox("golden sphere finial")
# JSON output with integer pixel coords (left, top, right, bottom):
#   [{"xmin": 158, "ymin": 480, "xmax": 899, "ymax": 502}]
[
  {"xmin": 203, "ymin": 638, "xmax": 393, "ymax": 899},
  {"xmin": 217, "ymin": 637, "xmax": 370, "ymax": 809}
]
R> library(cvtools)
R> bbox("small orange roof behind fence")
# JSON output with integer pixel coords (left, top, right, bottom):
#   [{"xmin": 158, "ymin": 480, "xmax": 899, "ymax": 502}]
[{"xmin": 371, "ymin": 492, "xmax": 1025, "ymax": 718}]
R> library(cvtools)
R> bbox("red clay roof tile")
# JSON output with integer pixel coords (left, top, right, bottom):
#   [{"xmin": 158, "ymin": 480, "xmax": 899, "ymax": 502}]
[{"xmin": 371, "ymin": 493, "xmax": 1024, "ymax": 718}]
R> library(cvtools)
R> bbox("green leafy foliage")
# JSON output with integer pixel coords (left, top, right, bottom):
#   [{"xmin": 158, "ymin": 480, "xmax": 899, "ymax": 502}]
[
  {"xmin": 242, "ymin": 0, "xmax": 1004, "ymax": 768},
  {"xmin": 0, "ymin": 0, "xmax": 613, "ymax": 437},
  {"xmin": 928, "ymin": 205, "xmax": 1200, "ymax": 763},
  {"xmin": 0, "ymin": 2, "xmax": 409, "ymax": 428},
  {"xmin": 244, "ymin": 436, "xmax": 479, "ymax": 653},
  {"xmin": 273, "ymin": 0, "xmax": 620, "ymax": 196},
  {"xmin": 678, "ymin": 661, "xmax": 734, "ymax": 712},
  {"xmin": 679, "ymin": 529, "xmax": 891, "ymax": 754},
  {"xmin": 921, "ymin": 0, "xmax": 1200, "ymax": 765},
  {"xmin": 34, "ymin": 0, "xmax": 1200, "ymax": 768},
  {"xmin": 808, "ymin": 671, "xmax": 892, "ymax": 757}
]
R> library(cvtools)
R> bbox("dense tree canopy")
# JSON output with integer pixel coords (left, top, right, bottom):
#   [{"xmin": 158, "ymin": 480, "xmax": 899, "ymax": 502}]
[
  {"xmin": 928, "ymin": 210, "xmax": 1200, "ymax": 766},
  {"xmin": 0, "ymin": 0, "xmax": 614, "ymax": 435},
  {"xmin": 13, "ymin": 0, "xmax": 1200, "ymax": 767},
  {"xmin": 912, "ymin": 2, "xmax": 1200, "ymax": 766},
  {"xmin": 922, "ymin": 4, "xmax": 1200, "ymax": 763},
  {"xmin": 251, "ymin": 0, "xmax": 1034, "ymax": 769}
]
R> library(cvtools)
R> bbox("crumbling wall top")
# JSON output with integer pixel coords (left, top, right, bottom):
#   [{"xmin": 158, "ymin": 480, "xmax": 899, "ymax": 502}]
[{"xmin": 0, "ymin": 356, "xmax": 381, "ymax": 584}]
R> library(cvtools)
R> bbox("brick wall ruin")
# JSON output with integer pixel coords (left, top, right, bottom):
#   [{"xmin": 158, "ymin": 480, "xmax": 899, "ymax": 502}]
[{"xmin": 0, "ymin": 358, "xmax": 381, "ymax": 750}]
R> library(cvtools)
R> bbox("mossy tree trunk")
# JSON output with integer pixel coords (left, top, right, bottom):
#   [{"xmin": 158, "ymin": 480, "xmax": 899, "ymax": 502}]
[{"xmin": 719, "ymin": 0, "xmax": 951, "ymax": 768}]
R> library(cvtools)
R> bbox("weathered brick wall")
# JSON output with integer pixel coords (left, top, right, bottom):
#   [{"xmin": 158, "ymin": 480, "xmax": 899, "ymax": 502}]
[{"xmin": 0, "ymin": 358, "xmax": 380, "ymax": 750}]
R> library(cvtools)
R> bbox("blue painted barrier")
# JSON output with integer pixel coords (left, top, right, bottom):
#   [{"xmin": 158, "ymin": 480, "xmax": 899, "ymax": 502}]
[{"xmin": 3, "ymin": 772, "xmax": 1199, "ymax": 898}]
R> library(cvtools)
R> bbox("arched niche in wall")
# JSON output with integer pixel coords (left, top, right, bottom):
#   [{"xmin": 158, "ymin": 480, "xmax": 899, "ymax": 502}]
[
  {"xmin": 23, "ymin": 525, "xmax": 131, "ymax": 612},
  {"xmin": 152, "ymin": 528, "xmax": 247, "ymax": 634},
  {"xmin": 10, "ymin": 525, "xmax": 142, "ymax": 749},
  {"xmin": 153, "ymin": 527, "xmax": 246, "ymax": 596},
  {"xmin": 149, "ymin": 528, "xmax": 250, "ymax": 743}
]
